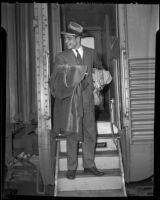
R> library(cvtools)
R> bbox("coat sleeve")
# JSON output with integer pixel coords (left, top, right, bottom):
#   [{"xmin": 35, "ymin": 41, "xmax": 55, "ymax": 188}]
[{"xmin": 49, "ymin": 53, "xmax": 74, "ymax": 99}]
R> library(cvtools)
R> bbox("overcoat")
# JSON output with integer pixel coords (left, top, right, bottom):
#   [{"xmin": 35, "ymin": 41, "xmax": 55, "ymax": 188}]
[{"xmin": 49, "ymin": 46, "xmax": 103, "ymax": 140}]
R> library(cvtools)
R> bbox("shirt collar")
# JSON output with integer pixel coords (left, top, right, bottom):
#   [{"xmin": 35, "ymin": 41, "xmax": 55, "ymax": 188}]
[{"xmin": 72, "ymin": 46, "xmax": 83, "ymax": 58}]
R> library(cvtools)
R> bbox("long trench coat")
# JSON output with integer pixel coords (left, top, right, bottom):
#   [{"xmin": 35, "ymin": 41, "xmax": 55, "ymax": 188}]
[{"xmin": 49, "ymin": 46, "xmax": 103, "ymax": 141}]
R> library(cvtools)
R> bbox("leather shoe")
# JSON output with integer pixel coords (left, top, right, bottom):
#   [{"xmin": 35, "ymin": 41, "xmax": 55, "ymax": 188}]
[
  {"xmin": 84, "ymin": 167, "xmax": 104, "ymax": 176},
  {"xmin": 66, "ymin": 170, "xmax": 76, "ymax": 179}
]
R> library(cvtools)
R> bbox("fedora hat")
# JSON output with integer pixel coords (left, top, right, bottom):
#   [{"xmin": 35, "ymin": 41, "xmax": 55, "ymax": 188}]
[{"xmin": 61, "ymin": 21, "xmax": 84, "ymax": 36}]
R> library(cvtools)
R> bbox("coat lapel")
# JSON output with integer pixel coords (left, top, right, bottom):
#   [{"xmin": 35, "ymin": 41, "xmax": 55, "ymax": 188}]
[{"xmin": 67, "ymin": 49, "xmax": 77, "ymax": 64}]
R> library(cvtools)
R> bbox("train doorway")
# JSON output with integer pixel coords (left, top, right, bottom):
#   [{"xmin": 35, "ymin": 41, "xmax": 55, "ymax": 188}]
[{"xmin": 59, "ymin": 4, "xmax": 120, "ymax": 125}]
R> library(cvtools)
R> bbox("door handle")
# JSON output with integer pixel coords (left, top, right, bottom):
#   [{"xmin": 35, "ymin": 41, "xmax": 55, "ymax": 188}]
[{"xmin": 110, "ymin": 98, "xmax": 115, "ymax": 124}]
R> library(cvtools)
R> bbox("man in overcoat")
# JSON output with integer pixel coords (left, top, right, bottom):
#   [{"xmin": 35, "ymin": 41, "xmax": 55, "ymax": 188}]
[{"xmin": 50, "ymin": 21, "xmax": 105, "ymax": 179}]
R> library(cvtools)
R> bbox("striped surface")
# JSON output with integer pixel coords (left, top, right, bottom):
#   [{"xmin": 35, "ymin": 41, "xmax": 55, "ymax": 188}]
[{"xmin": 128, "ymin": 58, "xmax": 155, "ymax": 142}]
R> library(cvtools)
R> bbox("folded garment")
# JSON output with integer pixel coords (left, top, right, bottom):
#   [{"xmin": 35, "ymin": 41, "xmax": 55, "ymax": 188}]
[
  {"xmin": 49, "ymin": 64, "xmax": 88, "ymax": 99},
  {"xmin": 92, "ymin": 68, "xmax": 112, "ymax": 90}
]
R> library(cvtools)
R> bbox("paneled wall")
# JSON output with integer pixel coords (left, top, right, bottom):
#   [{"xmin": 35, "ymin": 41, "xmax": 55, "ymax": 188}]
[{"xmin": 1, "ymin": 3, "xmax": 37, "ymax": 125}]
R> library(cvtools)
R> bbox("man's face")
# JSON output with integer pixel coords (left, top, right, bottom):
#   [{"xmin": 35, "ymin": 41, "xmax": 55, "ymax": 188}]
[{"xmin": 64, "ymin": 35, "xmax": 79, "ymax": 49}]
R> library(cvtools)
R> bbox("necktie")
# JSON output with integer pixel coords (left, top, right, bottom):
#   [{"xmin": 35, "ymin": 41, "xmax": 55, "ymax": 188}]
[
  {"xmin": 76, "ymin": 49, "xmax": 82, "ymax": 65},
  {"xmin": 75, "ymin": 49, "xmax": 88, "ymax": 90}
]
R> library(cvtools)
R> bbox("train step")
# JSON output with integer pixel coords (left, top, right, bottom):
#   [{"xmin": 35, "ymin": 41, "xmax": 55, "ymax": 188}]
[
  {"xmin": 57, "ymin": 189, "xmax": 124, "ymax": 197},
  {"xmin": 59, "ymin": 150, "xmax": 119, "ymax": 171},
  {"xmin": 96, "ymin": 121, "xmax": 118, "ymax": 134},
  {"xmin": 57, "ymin": 169, "xmax": 122, "ymax": 191},
  {"xmin": 59, "ymin": 134, "xmax": 119, "ymax": 153}
]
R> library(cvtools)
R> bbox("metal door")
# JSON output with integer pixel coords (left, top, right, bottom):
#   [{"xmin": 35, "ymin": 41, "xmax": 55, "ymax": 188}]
[{"xmin": 117, "ymin": 4, "xmax": 157, "ymax": 181}]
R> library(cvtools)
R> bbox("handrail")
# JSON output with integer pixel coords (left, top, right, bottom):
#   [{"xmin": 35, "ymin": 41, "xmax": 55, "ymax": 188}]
[
  {"xmin": 117, "ymin": 138, "xmax": 127, "ymax": 196},
  {"xmin": 110, "ymin": 97, "xmax": 127, "ymax": 196},
  {"xmin": 54, "ymin": 140, "xmax": 60, "ymax": 196},
  {"xmin": 121, "ymin": 48, "xmax": 128, "ymax": 120},
  {"xmin": 110, "ymin": 98, "xmax": 120, "ymax": 148}
]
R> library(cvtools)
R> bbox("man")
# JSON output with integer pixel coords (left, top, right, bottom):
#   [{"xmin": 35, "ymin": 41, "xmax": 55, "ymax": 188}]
[{"xmin": 50, "ymin": 21, "xmax": 105, "ymax": 179}]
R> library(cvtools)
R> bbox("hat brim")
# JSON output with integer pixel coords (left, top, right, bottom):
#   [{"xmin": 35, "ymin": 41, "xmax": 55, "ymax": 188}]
[
  {"xmin": 61, "ymin": 32, "xmax": 85, "ymax": 38},
  {"xmin": 61, "ymin": 32, "xmax": 77, "ymax": 36}
]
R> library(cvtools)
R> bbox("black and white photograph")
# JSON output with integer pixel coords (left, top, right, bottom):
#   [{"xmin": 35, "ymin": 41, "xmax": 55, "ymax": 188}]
[{"xmin": 1, "ymin": 2, "xmax": 159, "ymax": 198}]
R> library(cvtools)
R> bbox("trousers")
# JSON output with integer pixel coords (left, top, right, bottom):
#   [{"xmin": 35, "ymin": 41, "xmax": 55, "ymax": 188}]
[{"xmin": 66, "ymin": 106, "xmax": 97, "ymax": 170}]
